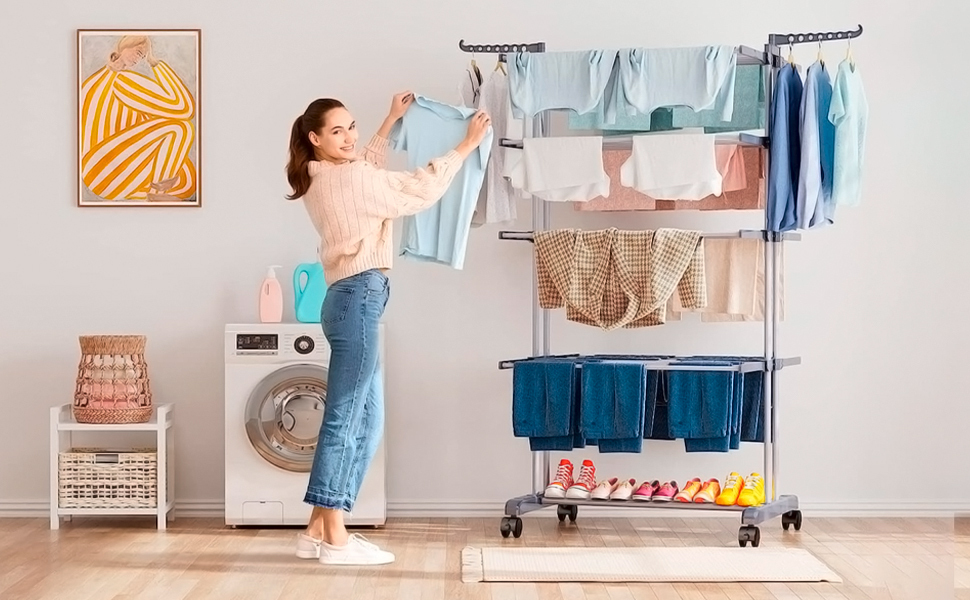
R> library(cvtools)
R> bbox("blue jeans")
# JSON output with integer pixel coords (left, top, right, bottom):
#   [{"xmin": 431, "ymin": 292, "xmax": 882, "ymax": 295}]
[{"xmin": 304, "ymin": 269, "xmax": 389, "ymax": 511}]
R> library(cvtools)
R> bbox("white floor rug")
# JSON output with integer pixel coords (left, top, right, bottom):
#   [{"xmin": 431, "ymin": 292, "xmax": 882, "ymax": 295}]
[{"xmin": 461, "ymin": 546, "xmax": 842, "ymax": 583}]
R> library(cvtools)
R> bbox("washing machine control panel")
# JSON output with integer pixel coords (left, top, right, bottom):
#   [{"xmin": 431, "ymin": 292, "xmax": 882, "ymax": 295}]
[{"xmin": 236, "ymin": 334, "xmax": 278, "ymax": 351}]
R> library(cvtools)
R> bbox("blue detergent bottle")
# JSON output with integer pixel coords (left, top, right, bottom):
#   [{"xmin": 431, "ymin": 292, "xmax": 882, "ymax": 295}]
[{"xmin": 293, "ymin": 263, "xmax": 328, "ymax": 323}]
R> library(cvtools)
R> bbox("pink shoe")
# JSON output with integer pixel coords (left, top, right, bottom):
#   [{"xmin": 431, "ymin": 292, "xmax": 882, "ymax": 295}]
[
  {"xmin": 632, "ymin": 480, "xmax": 660, "ymax": 501},
  {"xmin": 652, "ymin": 481, "xmax": 679, "ymax": 502}
]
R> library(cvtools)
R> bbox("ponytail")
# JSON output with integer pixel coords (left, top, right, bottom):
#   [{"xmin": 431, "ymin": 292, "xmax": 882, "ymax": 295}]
[{"xmin": 285, "ymin": 98, "xmax": 346, "ymax": 200}]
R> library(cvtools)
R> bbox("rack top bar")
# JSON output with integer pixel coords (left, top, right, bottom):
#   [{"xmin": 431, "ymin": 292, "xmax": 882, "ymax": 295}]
[
  {"xmin": 498, "ymin": 230, "xmax": 803, "ymax": 242},
  {"xmin": 500, "ymin": 133, "xmax": 766, "ymax": 150},
  {"xmin": 498, "ymin": 356, "xmax": 801, "ymax": 371},
  {"xmin": 768, "ymin": 24, "xmax": 863, "ymax": 47},
  {"xmin": 458, "ymin": 41, "xmax": 767, "ymax": 66}
]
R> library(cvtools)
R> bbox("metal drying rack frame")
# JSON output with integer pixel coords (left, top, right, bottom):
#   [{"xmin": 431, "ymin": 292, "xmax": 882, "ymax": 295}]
[{"xmin": 459, "ymin": 26, "xmax": 863, "ymax": 546}]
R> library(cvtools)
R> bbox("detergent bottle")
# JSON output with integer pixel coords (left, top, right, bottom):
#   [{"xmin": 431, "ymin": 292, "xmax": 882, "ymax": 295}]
[
  {"xmin": 293, "ymin": 262, "xmax": 328, "ymax": 323},
  {"xmin": 259, "ymin": 266, "xmax": 284, "ymax": 323}
]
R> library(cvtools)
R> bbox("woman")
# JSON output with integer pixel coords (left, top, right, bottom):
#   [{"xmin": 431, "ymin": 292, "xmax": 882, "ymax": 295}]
[{"xmin": 286, "ymin": 92, "xmax": 490, "ymax": 566}]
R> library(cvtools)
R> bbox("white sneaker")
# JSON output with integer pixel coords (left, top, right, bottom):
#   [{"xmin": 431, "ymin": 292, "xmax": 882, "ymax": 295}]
[
  {"xmin": 590, "ymin": 477, "xmax": 620, "ymax": 500},
  {"xmin": 319, "ymin": 534, "xmax": 395, "ymax": 566},
  {"xmin": 296, "ymin": 533, "xmax": 321, "ymax": 559},
  {"xmin": 610, "ymin": 478, "xmax": 637, "ymax": 501}
]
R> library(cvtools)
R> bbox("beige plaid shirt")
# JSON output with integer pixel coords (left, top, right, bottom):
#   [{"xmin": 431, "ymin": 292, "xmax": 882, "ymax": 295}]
[{"xmin": 535, "ymin": 228, "xmax": 707, "ymax": 330}]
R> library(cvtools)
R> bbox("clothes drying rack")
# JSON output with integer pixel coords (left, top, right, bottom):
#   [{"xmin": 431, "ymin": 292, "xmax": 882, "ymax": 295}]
[{"xmin": 459, "ymin": 25, "xmax": 863, "ymax": 548}]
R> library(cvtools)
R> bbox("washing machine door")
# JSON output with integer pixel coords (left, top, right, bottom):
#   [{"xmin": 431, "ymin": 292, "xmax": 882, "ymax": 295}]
[{"xmin": 245, "ymin": 364, "xmax": 327, "ymax": 473}]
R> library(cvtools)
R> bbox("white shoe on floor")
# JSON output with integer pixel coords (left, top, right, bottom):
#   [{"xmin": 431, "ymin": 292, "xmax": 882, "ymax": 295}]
[
  {"xmin": 296, "ymin": 533, "xmax": 322, "ymax": 559},
  {"xmin": 319, "ymin": 534, "xmax": 395, "ymax": 566}
]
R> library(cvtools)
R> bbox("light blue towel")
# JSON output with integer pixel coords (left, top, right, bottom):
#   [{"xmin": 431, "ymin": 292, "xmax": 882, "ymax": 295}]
[
  {"xmin": 797, "ymin": 61, "xmax": 836, "ymax": 229},
  {"xmin": 507, "ymin": 50, "xmax": 618, "ymax": 119},
  {"xmin": 767, "ymin": 64, "xmax": 803, "ymax": 232},
  {"xmin": 390, "ymin": 95, "xmax": 492, "ymax": 269}
]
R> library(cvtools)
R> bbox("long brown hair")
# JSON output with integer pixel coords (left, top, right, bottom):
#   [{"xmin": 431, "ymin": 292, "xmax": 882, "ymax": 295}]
[{"xmin": 286, "ymin": 98, "xmax": 345, "ymax": 200}]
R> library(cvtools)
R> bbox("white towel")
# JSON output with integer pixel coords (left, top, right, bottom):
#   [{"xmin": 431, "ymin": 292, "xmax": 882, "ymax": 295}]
[
  {"xmin": 620, "ymin": 134, "xmax": 723, "ymax": 200},
  {"xmin": 509, "ymin": 137, "xmax": 610, "ymax": 202}
]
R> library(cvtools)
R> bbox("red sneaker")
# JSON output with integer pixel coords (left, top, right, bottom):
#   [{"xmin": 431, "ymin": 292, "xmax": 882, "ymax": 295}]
[
  {"xmin": 543, "ymin": 459, "xmax": 574, "ymax": 499},
  {"xmin": 565, "ymin": 460, "xmax": 597, "ymax": 500}
]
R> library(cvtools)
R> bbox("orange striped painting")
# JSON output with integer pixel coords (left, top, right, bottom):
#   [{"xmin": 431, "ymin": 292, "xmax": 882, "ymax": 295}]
[{"xmin": 77, "ymin": 30, "xmax": 201, "ymax": 207}]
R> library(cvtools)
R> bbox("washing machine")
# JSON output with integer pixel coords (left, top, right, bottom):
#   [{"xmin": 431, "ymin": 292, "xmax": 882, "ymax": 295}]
[{"xmin": 224, "ymin": 323, "xmax": 387, "ymax": 526}]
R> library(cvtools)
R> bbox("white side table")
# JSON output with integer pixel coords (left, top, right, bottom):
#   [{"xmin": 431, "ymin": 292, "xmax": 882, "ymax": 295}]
[{"xmin": 50, "ymin": 404, "xmax": 174, "ymax": 530}]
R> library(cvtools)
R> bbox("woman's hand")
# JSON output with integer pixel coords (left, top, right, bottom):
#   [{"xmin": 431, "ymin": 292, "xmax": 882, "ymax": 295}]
[
  {"xmin": 455, "ymin": 110, "xmax": 492, "ymax": 159},
  {"xmin": 388, "ymin": 91, "xmax": 414, "ymax": 121}
]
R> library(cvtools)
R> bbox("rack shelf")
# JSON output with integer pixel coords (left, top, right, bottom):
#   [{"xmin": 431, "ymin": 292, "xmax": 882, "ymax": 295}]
[
  {"xmin": 500, "ymin": 132, "xmax": 767, "ymax": 150},
  {"xmin": 498, "ymin": 356, "xmax": 802, "ymax": 371}
]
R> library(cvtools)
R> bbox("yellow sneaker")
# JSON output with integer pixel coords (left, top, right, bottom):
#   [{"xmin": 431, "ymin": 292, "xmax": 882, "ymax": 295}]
[
  {"xmin": 737, "ymin": 473, "xmax": 765, "ymax": 507},
  {"xmin": 693, "ymin": 478, "xmax": 721, "ymax": 503},
  {"xmin": 716, "ymin": 472, "xmax": 744, "ymax": 506}
]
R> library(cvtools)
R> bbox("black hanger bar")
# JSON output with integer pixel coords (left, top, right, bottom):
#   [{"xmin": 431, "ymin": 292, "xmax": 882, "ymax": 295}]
[
  {"xmin": 498, "ymin": 230, "xmax": 803, "ymax": 242},
  {"xmin": 768, "ymin": 24, "xmax": 863, "ymax": 47},
  {"xmin": 459, "ymin": 39, "xmax": 546, "ymax": 63}
]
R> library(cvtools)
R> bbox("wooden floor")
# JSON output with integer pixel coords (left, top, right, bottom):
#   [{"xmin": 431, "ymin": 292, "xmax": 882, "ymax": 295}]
[{"xmin": 1, "ymin": 516, "xmax": 967, "ymax": 599}]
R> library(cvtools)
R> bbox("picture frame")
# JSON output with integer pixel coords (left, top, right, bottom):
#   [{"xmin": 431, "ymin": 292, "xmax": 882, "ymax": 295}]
[{"xmin": 77, "ymin": 29, "xmax": 202, "ymax": 207}]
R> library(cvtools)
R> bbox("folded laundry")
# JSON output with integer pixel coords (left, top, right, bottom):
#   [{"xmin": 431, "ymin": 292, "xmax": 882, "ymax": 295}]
[
  {"xmin": 508, "ymin": 136, "xmax": 610, "ymax": 202},
  {"xmin": 534, "ymin": 228, "xmax": 707, "ymax": 330},
  {"xmin": 620, "ymin": 134, "xmax": 723, "ymax": 201}
]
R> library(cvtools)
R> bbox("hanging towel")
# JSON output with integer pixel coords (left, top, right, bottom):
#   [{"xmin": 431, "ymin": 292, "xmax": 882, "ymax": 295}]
[
  {"xmin": 607, "ymin": 46, "xmax": 737, "ymax": 123},
  {"xmin": 390, "ymin": 94, "xmax": 492, "ymax": 269},
  {"xmin": 740, "ymin": 371, "xmax": 764, "ymax": 443},
  {"xmin": 828, "ymin": 59, "xmax": 869, "ymax": 207},
  {"xmin": 576, "ymin": 145, "xmax": 751, "ymax": 212},
  {"xmin": 767, "ymin": 64, "xmax": 803, "ymax": 232},
  {"xmin": 699, "ymin": 241, "xmax": 786, "ymax": 322},
  {"xmin": 512, "ymin": 358, "xmax": 585, "ymax": 451},
  {"xmin": 534, "ymin": 228, "xmax": 706, "ymax": 330},
  {"xmin": 508, "ymin": 136, "xmax": 610, "ymax": 202},
  {"xmin": 620, "ymin": 134, "xmax": 723, "ymax": 200},
  {"xmin": 670, "ymin": 238, "xmax": 760, "ymax": 318},
  {"xmin": 579, "ymin": 361, "xmax": 647, "ymax": 453},
  {"xmin": 797, "ymin": 61, "xmax": 836, "ymax": 229},
  {"xmin": 460, "ymin": 71, "xmax": 518, "ymax": 226},
  {"xmin": 507, "ymin": 50, "xmax": 619, "ymax": 119},
  {"xmin": 654, "ymin": 145, "xmax": 763, "ymax": 211}
]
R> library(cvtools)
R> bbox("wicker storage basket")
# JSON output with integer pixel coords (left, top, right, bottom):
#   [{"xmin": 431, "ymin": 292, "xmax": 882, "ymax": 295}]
[
  {"xmin": 73, "ymin": 335, "xmax": 153, "ymax": 424},
  {"xmin": 58, "ymin": 448, "xmax": 157, "ymax": 509}
]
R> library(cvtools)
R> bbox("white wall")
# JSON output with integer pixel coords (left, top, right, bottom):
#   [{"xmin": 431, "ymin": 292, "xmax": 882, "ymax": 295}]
[{"xmin": 2, "ymin": 0, "xmax": 968, "ymax": 516}]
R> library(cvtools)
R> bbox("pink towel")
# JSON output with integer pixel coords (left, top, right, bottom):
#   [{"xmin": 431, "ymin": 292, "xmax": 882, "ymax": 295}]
[{"xmin": 575, "ymin": 146, "xmax": 763, "ymax": 212}]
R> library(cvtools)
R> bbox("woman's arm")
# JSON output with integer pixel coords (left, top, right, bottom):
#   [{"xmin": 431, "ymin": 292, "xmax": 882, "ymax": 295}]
[{"xmin": 361, "ymin": 92, "xmax": 415, "ymax": 168}]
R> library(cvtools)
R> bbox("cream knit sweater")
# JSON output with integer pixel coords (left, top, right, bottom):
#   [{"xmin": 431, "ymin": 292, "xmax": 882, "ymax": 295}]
[{"xmin": 301, "ymin": 135, "xmax": 463, "ymax": 285}]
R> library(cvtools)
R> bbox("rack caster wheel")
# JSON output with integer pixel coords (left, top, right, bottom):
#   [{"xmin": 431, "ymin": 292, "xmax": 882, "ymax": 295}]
[
  {"xmin": 501, "ymin": 517, "xmax": 523, "ymax": 538},
  {"xmin": 557, "ymin": 505, "xmax": 578, "ymax": 523},
  {"xmin": 782, "ymin": 510, "xmax": 803, "ymax": 531},
  {"xmin": 738, "ymin": 525, "xmax": 761, "ymax": 547}
]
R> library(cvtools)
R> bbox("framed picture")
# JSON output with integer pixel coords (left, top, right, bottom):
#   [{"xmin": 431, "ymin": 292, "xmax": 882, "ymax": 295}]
[{"xmin": 77, "ymin": 29, "xmax": 202, "ymax": 207}]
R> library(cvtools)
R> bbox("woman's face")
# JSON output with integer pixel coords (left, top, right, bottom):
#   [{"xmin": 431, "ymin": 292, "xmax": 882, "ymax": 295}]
[
  {"xmin": 110, "ymin": 42, "xmax": 148, "ymax": 71},
  {"xmin": 309, "ymin": 107, "xmax": 359, "ymax": 163}
]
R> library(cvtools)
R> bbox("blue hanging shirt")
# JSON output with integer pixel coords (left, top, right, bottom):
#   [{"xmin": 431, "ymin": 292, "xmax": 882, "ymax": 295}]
[
  {"xmin": 767, "ymin": 64, "xmax": 803, "ymax": 232},
  {"xmin": 390, "ymin": 95, "xmax": 492, "ymax": 269}
]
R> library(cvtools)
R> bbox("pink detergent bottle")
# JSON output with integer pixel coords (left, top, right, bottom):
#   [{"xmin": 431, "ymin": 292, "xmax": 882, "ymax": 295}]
[{"xmin": 259, "ymin": 265, "xmax": 284, "ymax": 323}]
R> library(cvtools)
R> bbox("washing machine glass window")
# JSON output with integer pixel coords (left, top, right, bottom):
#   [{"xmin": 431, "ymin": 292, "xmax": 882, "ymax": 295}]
[{"xmin": 245, "ymin": 364, "xmax": 327, "ymax": 472}]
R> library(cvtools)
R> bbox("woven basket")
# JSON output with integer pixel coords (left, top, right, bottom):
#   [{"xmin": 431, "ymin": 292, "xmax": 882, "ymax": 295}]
[
  {"xmin": 58, "ymin": 448, "xmax": 157, "ymax": 509},
  {"xmin": 73, "ymin": 335, "xmax": 153, "ymax": 424}
]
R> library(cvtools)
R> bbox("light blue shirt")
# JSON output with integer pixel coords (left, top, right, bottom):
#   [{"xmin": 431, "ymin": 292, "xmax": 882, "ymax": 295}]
[
  {"xmin": 797, "ymin": 61, "xmax": 836, "ymax": 229},
  {"xmin": 607, "ymin": 46, "xmax": 737, "ymax": 124},
  {"xmin": 508, "ymin": 50, "xmax": 618, "ymax": 119},
  {"xmin": 767, "ymin": 64, "xmax": 803, "ymax": 232},
  {"xmin": 828, "ymin": 60, "xmax": 869, "ymax": 207},
  {"xmin": 390, "ymin": 95, "xmax": 492, "ymax": 270}
]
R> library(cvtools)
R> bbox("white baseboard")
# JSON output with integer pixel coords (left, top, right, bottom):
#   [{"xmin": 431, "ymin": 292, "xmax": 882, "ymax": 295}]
[{"xmin": 3, "ymin": 499, "xmax": 969, "ymax": 520}]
